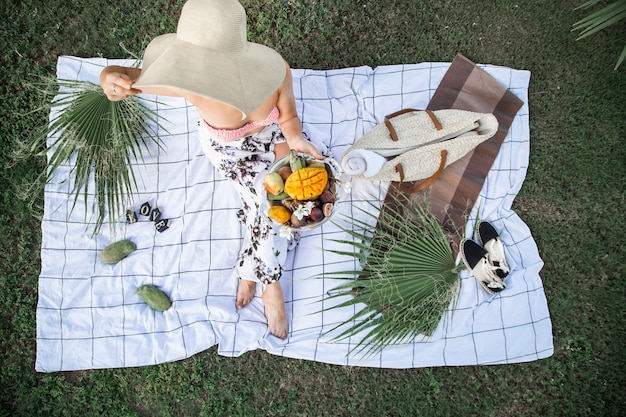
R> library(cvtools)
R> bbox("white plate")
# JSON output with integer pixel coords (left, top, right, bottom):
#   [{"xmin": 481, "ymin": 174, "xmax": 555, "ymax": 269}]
[{"xmin": 263, "ymin": 153, "xmax": 343, "ymax": 231}]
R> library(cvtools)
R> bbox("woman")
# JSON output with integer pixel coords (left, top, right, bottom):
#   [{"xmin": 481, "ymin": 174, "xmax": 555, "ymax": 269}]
[{"xmin": 100, "ymin": 0, "xmax": 322, "ymax": 339}]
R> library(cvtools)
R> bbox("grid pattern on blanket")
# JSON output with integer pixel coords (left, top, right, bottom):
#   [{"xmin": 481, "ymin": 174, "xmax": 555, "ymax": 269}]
[{"xmin": 35, "ymin": 57, "xmax": 553, "ymax": 371}]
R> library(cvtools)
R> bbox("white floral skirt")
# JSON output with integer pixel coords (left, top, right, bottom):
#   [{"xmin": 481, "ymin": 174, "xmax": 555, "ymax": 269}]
[{"xmin": 197, "ymin": 121, "xmax": 289, "ymax": 285}]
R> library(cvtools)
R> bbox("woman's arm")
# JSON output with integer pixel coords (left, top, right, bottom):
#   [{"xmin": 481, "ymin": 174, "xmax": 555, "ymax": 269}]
[{"xmin": 276, "ymin": 62, "xmax": 323, "ymax": 159}]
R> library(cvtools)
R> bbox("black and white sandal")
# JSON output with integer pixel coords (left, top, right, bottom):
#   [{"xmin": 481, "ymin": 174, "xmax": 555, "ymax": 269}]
[
  {"xmin": 477, "ymin": 221, "xmax": 510, "ymax": 279},
  {"xmin": 461, "ymin": 239, "xmax": 506, "ymax": 295}
]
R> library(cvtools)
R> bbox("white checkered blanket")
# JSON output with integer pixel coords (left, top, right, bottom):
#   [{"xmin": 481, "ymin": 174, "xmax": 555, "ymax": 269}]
[{"xmin": 35, "ymin": 57, "xmax": 552, "ymax": 371}]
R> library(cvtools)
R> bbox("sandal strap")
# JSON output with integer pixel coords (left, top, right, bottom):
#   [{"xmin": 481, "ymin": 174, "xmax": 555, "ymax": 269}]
[
  {"xmin": 472, "ymin": 254, "xmax": 506, "ymax": 294},
  {"xmin": 482, "ymin": 259, "xmax": 506, "ymax": 291}
]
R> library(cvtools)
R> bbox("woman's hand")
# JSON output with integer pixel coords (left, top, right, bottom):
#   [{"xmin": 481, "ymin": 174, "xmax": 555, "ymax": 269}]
[
  {"xmin": 275, "ymin": 62, "xmax": 323, "ymax": 160},
  {"xmin": 100, "ymin": 66, "xmax": 142, "ymax": 101},
  {"xmin": 287, "ymin": 136, "xmax": 323, "ymax": 160}
]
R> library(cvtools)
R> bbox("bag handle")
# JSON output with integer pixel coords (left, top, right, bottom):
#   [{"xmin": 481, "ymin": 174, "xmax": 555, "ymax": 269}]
[
  {"xmin": 384, "ymin": 109, "xmax": 443, "ymax": 142},
  {"xmin": 394, "ymin": 149, "xmax": 448, "ymax": 193}
]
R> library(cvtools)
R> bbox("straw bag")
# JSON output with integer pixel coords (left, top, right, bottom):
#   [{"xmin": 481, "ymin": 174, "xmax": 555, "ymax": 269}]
[{"xmin": 341, "ymin": 109, "xmax": 498, "ymax": 191}]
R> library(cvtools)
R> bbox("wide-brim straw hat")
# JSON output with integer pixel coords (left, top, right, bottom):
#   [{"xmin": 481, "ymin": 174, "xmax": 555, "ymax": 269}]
[{"xmin": 133, "ymin": 0, "xmax": 286, "ymax": 118}]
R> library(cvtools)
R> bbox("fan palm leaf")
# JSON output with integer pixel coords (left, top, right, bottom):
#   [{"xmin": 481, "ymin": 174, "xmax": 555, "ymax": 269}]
[
  {"xmin": 25, "ymin": 78, "xmax": 167, "ymax": 235},
  {"xmin": 572, "ymin": 0, "xmax": 626, "ymax": 70},
  {"xmin": 319, "ymin": 192, "xmax": 462, "ymax": 357}
]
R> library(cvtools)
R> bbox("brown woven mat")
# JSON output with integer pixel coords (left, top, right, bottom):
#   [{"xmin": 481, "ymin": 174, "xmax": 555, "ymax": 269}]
[{"xmin": 381, "ymin": 54, "xmax": 524, "ymax": 255}]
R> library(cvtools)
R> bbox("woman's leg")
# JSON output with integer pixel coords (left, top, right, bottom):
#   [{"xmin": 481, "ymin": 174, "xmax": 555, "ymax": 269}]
[
  {"xmin": 197, "ymin": 123, "xmax": 290, "ymax": 338},
  {"xmin": 262, "ymin": 281, "xmax": 288, "ymax": 339}
]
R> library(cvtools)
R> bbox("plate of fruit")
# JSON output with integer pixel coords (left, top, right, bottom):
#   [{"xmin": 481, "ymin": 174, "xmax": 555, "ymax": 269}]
[{"xmin": 263, "ymin": 150, "xmax": 343, "ymax": 231}]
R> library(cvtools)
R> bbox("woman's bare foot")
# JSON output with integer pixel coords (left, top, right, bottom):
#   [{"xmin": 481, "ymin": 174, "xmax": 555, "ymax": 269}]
[
  {"xmin": 236, "ymin": 279, "xmax": 256, "ymax": 308},
  {"xmin": 261, "ymin": 282, "xmax": 288, "ymax": 339}
]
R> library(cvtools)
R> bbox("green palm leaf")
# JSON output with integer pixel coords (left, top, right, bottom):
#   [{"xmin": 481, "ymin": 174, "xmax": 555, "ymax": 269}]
[
  {"xmin": 318, "ymin": 192, "xmax": 463, "ymax": 357},
  {"xmin": 24, "ymin": 77, "xmax": 168, "ymax": 236},
  {"xmin": 572, "ymin": 0, "xmax": 626, "ymax": 70}
]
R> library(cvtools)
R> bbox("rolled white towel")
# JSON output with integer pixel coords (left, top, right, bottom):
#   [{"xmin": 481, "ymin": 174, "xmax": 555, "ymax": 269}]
[{"xmin": 341, "ymin": 149, "xmax": 387, "ymax": 177}]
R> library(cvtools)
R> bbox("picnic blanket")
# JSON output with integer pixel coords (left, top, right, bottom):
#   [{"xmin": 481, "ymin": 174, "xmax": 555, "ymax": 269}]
[{"xmin": 35, "ymin": 56, "xmax": 553, "ymax": 371}]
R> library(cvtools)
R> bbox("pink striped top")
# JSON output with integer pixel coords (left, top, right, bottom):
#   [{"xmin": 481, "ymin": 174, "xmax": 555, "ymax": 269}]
[{"xmin": 202, "ymin": 106, "xmax": 280, "ymax": 142}]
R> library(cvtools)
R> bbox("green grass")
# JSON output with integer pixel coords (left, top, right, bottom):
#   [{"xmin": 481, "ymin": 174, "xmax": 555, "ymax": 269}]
[{"xmin": 1, "ymin": 0, "xmax": 624, "ymax": 416}]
